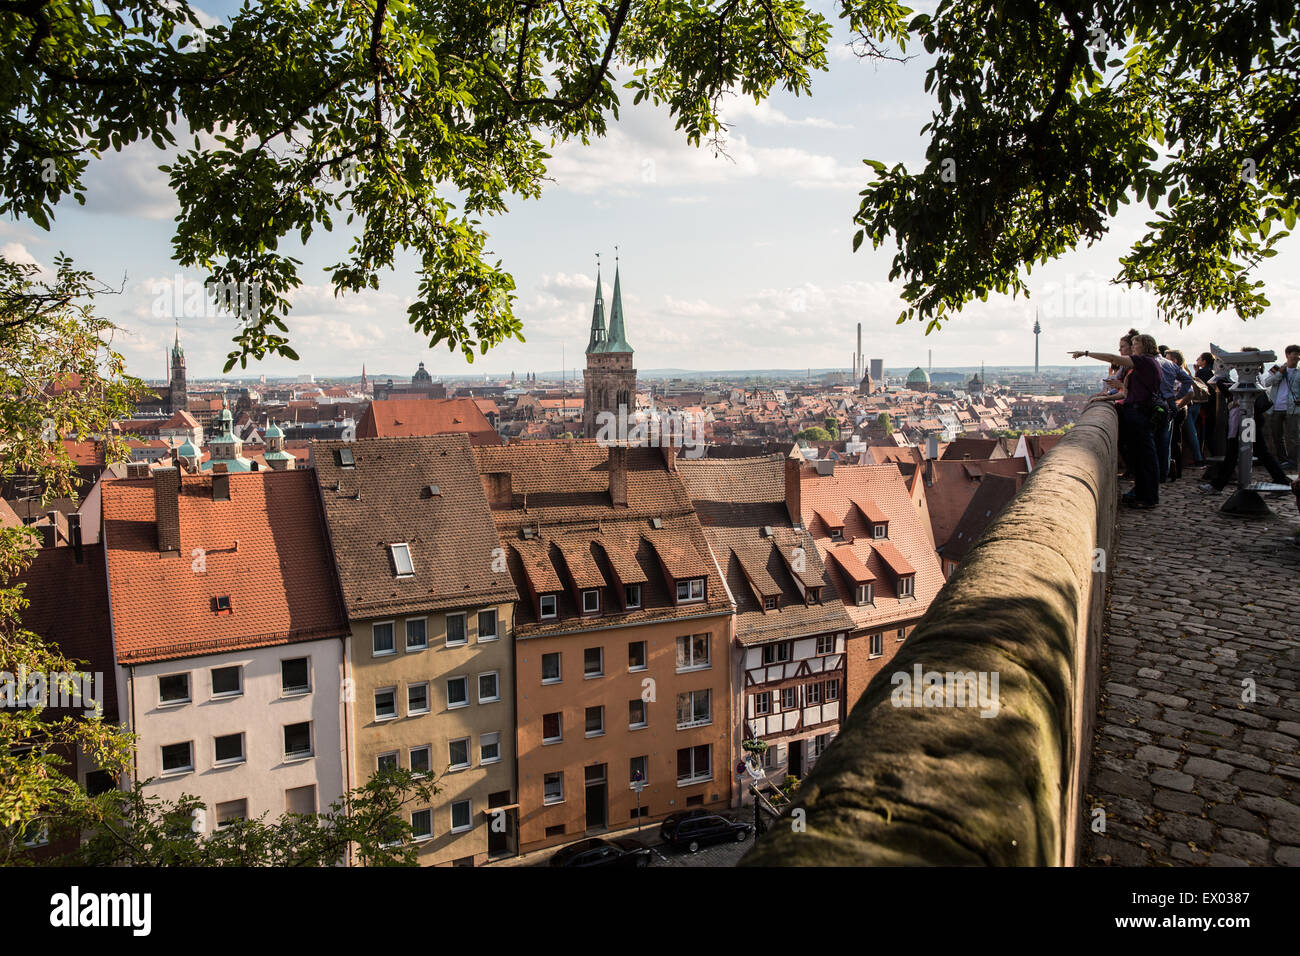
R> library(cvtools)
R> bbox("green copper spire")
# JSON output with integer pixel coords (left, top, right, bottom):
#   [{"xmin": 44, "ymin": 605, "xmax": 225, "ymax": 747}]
[
  {"xmin": 602, "ymin": 263, "xmax": 633, "ymax": 354},
  {"xmin": 585, "ymin": 267, "xmax": 606, "ymax": 355}
]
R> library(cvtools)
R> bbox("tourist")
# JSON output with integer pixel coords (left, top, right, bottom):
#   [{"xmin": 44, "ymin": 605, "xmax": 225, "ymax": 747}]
[
  {"xmin": 1073, "ymin": 332, "xmax": 1164, "ymax": 508},
  {"xmin": 1155, "ymin": 344, "xmax": 1194, "ymax": 482},
  {"xmin": 1194, "ymin": 351, "xmax": 1216, "ymax": 460},
  {"xmin": 1166, "ymin": 349, "xmax": 1204, "ymax": 476},
  {"xmin": 1261, "ymin": 345, "xmax": 1300, "ymax": 470}
]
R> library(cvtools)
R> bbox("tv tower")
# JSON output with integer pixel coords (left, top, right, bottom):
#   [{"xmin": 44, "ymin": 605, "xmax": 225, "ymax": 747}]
[{"xmin": 1033, "ymin": 312, "xmax": 1042, "ymax": 376}]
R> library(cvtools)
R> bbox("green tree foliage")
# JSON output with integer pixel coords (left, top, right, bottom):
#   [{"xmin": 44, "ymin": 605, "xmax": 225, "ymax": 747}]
[
  {"xmin": 877, "ymin": 411, "xmax": 892, "ymax": 434},
  {"xmin": 823, "ymin": 416, "xmax": 840, "ymax": 438},
  {"xmin": 0, "ymin": 0, "xmax": 914, "ymax": 367},
  {"xmin": 0, "ymin": 256, "xmax": 139, "ymax": 843},
  {"xmin": 8, "ymin": 769, "xmax": 437, "ymax": 866},
  {"xmin": 852, "ymin": 0, "xmax": 1300, "ymax": 330},
  {"xmin": 796, "ymin": 425, "xmax": 832, "ymax": 441}
]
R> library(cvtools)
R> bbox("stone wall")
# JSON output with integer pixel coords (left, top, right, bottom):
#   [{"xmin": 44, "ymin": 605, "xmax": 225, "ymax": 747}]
[{"xmin": 742, "ymin": 404, "xmax": 1119, "ymax": 866}]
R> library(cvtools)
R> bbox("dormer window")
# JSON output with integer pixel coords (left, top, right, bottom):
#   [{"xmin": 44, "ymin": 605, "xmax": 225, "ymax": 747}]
[
  {"xmin": 390, "ymin": 542, "xmax": 415, "ymax": 578},
  {"xmin": 676, "ymin": 577, "xmax": 705, "ymax": 603},
  {"xmin": 539, "ymin": 593, "xmax": 558, "ymax": 619},
  {"xmin": 214, "ymin": 595, "xmax": 232, "ymax": 615},
  {"xmin": 763, "ymin": 595, "xmax": 778, "ymax": 610},
  {"xmin": 807, "ymin": 586, "xmax": 821, "ymax": 604},
  {"xmin": 898, "ymin": 574, "xmax": 915, "ymax": 598},
  {"xmin": 624, "ymin": 584, "xmax": 642, "ymax": 609},
  {"xmin": 829, "ymin": 528, "xmax": 843, "ymax": 542},
  {"xmin": 872, "ymin": 523, "xmax": 888, "ymax": 539},
  {"xmin": 582, "ymin": 589, "xmax": 600, "ymax": 614},
  {"xmin": 856, "ymin": 582, "xmax": 874, "ymax": 606}
]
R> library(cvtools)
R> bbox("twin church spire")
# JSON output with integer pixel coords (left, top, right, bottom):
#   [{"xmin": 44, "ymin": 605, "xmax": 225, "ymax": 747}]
[
  {"xmin": 582, "ymin": 251, "xmax": 637, "ymax": 438},
  {"xmin": 585, "ymin": 254, "xmax": 632, "ymax": 356}
]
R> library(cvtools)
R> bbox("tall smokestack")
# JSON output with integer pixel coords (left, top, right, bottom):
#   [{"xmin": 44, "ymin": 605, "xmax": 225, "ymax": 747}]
[{"xmin": 856, "ymin": 323, "xmax": 862, "ymax": 380}]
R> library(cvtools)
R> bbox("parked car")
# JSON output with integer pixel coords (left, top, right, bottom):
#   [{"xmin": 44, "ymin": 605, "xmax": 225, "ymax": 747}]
[
  {"xmin": 548, "ymin": 837, "xmax": 655, "ymax": 868},
  {"xmin": 660, "ymin": 812, "xmax": 754, "ymax": 853}
]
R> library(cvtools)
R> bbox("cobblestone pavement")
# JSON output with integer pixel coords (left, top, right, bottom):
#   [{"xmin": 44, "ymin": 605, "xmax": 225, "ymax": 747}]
[{"xmin": 1086, "ymin": 468, "xmax": 1300, "ymax": 866}]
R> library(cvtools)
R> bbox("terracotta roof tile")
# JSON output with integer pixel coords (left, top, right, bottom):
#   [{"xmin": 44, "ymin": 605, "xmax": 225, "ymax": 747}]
[{"xmin": 355, "ymin": 398, "xmax": 501, "ymax": 445}]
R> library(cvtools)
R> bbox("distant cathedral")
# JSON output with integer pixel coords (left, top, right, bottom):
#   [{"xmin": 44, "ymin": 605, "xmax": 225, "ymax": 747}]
[
  {"xmin": 136, "ymin": 324, "xmax": 189, "ymax": 416},
  {"xmin": 582, "ymin": 261, "xmax": 636, "ymax": 438}
]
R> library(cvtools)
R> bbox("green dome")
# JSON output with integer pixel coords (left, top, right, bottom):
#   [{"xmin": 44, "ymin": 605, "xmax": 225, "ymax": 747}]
[
  {"xmin": 264, "ymin": 422, "xmax": 284, "ymax": 439},
  {"xmin": 177, "ymin": 439, "xmax": 200, "ymax": 459},
  {"xmin": 906, "ymin": 366, "xmax": 930, "ymax": 385}
]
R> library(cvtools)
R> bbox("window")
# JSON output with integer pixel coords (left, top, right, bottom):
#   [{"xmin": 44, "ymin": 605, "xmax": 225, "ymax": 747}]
[
  {"xmin": 812, "ymin": 733, "xmax": 832, "ymax": 758},
  {"xmin": 629, "ymin": 699, "xmax": 647, "ymax": 729},
  {"xmin": 406, "ymin": 617, "xmax": 428, "ymax": 650},
  {"xmin": 826, "ymin": 679, "xmax": 840, "ymax": 701},
  {"xmin": 829, "ymin": 528, "xmax": 843, "ymax": 542},
  {"xmin": 158, "ymin": 673, "xmax": 190, "ymax": 705},
  {"xmin": 211, "ymin": 666, "xmax": 241, "ymax": 698},
  {"xmin": 805, "ymin": 683, "xmax": 822, "ymax": 705},
  {"xmin": 898, "ymin": 575, "xmax": 914, "ymax": 598},
  {"xmin": 214, "ymin": 733, "xmax": 244, "ymax": 765},
  {"xmin": 477, "ymin": 608, "xmax": 498, "ymax": 641},
  {"xmin": 541, "ymin": 652, "xmax": 561, "ymax": 684},
  {"xmin": 161, "ymin": 741, "xmax": 193, "ymax": 774},
  {"xmin": 445, "ymin": 612, "xmax": 468, "ymax": 646},
  {"xmin": 539, "ymin": 593, "xmax": 557, "ymax": 619},
  {"xmin": 676, "ymin": 577, "xmax": 705, "ymax": 603},
  {"xmin": 390, "ymin": 542, "xmax": 415, "ymax": 577},
  {"xmin": 897, "ymin": 627, "xmax": 907, "ymax": 642},
  {"xmin": 582, "ymin": 589, "xmax": 600, "ymax": 614},
  {"xmin": 629, "ymin": 756, "xmax": 648, "ymax": 786},
  {"xmin": 585, "ymin": 705, "xmax": 605, "ymax": 737},
  {"xmin": 408, "ymin": 682, "xmax": 430, "ymax": 715},
  {"xmin": 856, "ymin": 582, "xmax": 873, "ymax": 606},
  {"xmin": 376, "ymin": 751, "xmax": 399, "ymax": 772},
  {"xmin": 372, "ymin": 621, "xmax": 395, "ymax": 656},
  {"xmin": 451, "ymin": 800, "xmax": 472, "ymax": 833},
  {"xmin": 780, "ymin": 687, "xmax": 796, "ymax": 710},
  {"xmin": 448, "ymin": 738, "xmax": 470, "ymax": 770},
  {"xmin": 446, "ymin": 676, "xmax": 469, "ymax": 709},
  {"xmin": 284, "ymin": 722, "xmax": 313, "ymax": 759},
  {"xmin": 873, "ymin": 523, "xmax": 887, "ymax": 539},
  {"xmin": 761, "ymin": 642, "xmax": 791, "ymax": 666},
  {"xmin": 410, "ymin": 746, "xmax": 431, "ymax": 776},
  {"xmin": 676, "ymin": 690, "xmax": 711, "ymax": 729},
  {"xmin": 676, "ymin": 744, "xmax": 711, "ymax": 785},
  {"xmin": 676, "ymin": 634, "xmax": 710, "ymax": 670},
  {"xmin": 753, "ymin": 691, "xmax": 771, "ymax": 716},
  {"xmin": 411, "ymin": 809, "xmax": 432, "ymax": 841},
  {"xmin": 869, "ymin": 633, "xmax": 883, "ymax": 658},
  {"xmin": 624, "ymin": 584, "xmax": 642, "ymax": 609},
  {"xmin": 478, "ymin": 672, "xmax": 500, "ymax": 703},
  {"xmin": 480, "ymin": 732, "xmax": 501, "ymax": 764},
  {"xmin": 764, "ymin": 595, "xmax": 778, "ymax": 610},
  {"xmin": 628, "ymin": 640, "xmax": 647, "ymax": 671},
  {"xmin": 542, "ymin": 712, "xmax": 562, "ymax": 743},
  {"xmin": 281, "ymin": 657, "xmax": 310, "ymax": 694},
  {"xmin": 816, "ymin": 635, "xmax": 834, "ymax": 655},
  {"xmin": 336, "ymin": 446, "xmax": 354, "ymax": 468},
  {"xmin": 285, "ymin": 785, "xmax": 316, "ymax": 815},
  {"xmin": 584, "ymin": 646, "xmax": 603, "ymax": 678},
  {"xmin": 215, "ymin": 799, "xmax": 247, "ymax": 829},
  {"xmin": 545, "ymin": 824, "xmax": 566, "ymax": 837},
  {"xmin": 543, "ymin": 772, "xmax": 564, "ymax": 805},
  {"xmin": 375, "ymin": 687, "xmax": 397, "ymax": 721}
]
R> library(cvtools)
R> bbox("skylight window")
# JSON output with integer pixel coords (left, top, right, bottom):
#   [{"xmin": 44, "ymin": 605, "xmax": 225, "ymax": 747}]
[
  {"xmin": 336, "ymin": 446, "xmax": 355, "ymax": 468},
  {"xmin": 390, "ymin": 543, "xmax": 415, "ymax": 577}
]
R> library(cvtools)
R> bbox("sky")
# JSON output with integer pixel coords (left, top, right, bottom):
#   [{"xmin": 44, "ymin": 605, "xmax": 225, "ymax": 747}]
[{"xmin": 5, "ymin": 1, "xmax": 1298, "ymax": 382}]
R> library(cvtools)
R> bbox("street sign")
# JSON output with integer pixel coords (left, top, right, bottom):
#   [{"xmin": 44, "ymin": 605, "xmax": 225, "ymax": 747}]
[{"xmin": 632, "ymin": 780, "xmax": 646, "ymax": 793}]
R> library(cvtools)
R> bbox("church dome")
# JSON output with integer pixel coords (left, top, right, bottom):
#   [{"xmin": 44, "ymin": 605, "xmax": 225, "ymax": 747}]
[
  {"xmin": 412, "ymin": 362, "xmax": 433, "ymax": 384},
  {"xmin": 906, "ymin": 366, "xmax": 930, "ymax": 387}
]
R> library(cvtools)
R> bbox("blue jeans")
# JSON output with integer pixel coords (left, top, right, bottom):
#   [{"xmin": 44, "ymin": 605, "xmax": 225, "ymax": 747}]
[
  {"xmin": 1182, "ymin": 407, "xmax": 1204, "ymax": 463},
  {"xmin": 1156, "ymin": 409, "xmax": 1174, "ymax": 481}
]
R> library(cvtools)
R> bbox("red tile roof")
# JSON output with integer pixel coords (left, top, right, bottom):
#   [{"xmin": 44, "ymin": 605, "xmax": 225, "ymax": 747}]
[
  {"xmin": 102, "ymin": 470, "xmax": 349, "ymax": 663},
  {"xmin": 355, "ymin": 398, "xmax": 502, "ymax": 445}
]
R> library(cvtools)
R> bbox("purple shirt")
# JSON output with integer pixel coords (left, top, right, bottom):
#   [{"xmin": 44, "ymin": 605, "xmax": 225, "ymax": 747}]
[{"xmin": 1124, "ymin": 354, "xmax": 1160, "ymax": 406}]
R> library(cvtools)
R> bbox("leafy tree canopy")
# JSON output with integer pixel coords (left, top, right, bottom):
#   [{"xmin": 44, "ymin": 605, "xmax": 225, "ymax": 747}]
[{"xmin": 853, "ymin": 0, "xmax": 1300, "ymax": 331}]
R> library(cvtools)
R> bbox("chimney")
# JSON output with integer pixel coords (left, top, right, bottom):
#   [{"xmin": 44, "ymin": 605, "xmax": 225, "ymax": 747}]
[
  {"xmin": 784, "ymin": 456, "xmax": 802, "ymax": 526},
  {"xmin": 212, "ymin": 471, "xmax": 230, "ymax": 501},
  {"xmin": 154, "ymin": 467, "xmax": 181, "ymax": 553},
  {"xmin": 481, "ymin": 471, "xmax": 513, "ymax": 509},
  {"xmin": 608, "ymin": 445, "xmax": 628, "ymax": 508},
  {"xmin": 926, "ymin": 435, "xmax": 939, "ymax": 461},
  {"xmin": 660, "ymin": 443, "xmax": 677, "ymax": 473},
  {"xmin": 68, "ymin": 512, "xmax": 83, "ymax": 564}
]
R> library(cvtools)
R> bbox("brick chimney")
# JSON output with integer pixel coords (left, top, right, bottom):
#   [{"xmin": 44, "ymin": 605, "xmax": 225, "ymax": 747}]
[
  {"xmin": 154, "ymin": 466, "xmax": 181, "ymax": 553},
  {"xmin": 481, "ymin": 471, "xmax": 513, "ymax": 509},
  {"xmin": 784, "ymin": 456, "xmax": 802, "ymax": 527},
  {"xmin": 660, "ymin": 443, "xmax": 677, "ymax": 473},
  {"xmin": 68, "ymin": 512, "xmax": 83, "ymax": 564},
  {"xmin": 608, "ymin": 445, "xmax": 628, "ymax": 508}
]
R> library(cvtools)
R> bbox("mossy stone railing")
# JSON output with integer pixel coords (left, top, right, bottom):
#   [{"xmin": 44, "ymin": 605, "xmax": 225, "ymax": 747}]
[{"xmin": 742, "ymin": 404, "xmax": 1119, "ymax": 866}]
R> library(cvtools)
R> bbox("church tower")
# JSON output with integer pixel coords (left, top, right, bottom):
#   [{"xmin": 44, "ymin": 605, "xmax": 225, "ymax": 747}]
[
  {"xmin": 169, "ymin": 321, "xmax": 188, "ymax": 413},
  {"xmin": 583, "ymin": 260, "xmax": 637, "ymax": 439}
]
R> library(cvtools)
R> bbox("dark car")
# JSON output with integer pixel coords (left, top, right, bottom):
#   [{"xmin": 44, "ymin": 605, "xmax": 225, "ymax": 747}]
[
  {"xmin": 548, "ymin": 836, "xmax": 655, "ymax": 868},
  {"xmin": 660, "ymin": 812, "xmax": 754, "ymax": 853}
]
